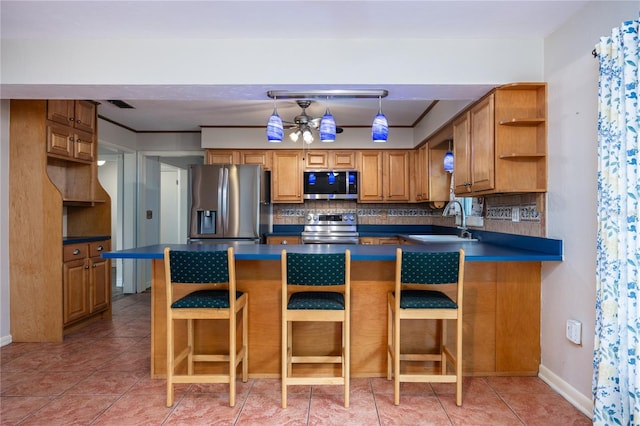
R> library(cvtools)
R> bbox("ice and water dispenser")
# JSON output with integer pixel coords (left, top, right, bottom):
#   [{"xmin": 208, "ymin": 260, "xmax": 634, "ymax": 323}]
[{"xmin": 196, "ymin": 210, "xmax": 217, "ymax": 235}]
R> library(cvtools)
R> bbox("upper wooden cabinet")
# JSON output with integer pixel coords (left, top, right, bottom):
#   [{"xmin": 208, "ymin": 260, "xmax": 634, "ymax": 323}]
[
  {"xmin": 427, "ymin": 125, "xmax": 454, "ymax": 203},
  {"xmin": 358, "ymin": 150, "xmax": 410, "ymax": 203},
  {"xmin": 304, "ymin": 150, "xmax": 356, "ymax": 170},
  {"xmin": 47, "ymin": 100, "xmax": 96, "ymax": 134},
  {"xmin": 453, "ymin": 83, "xmax": 547, "ymax": 196},
  {"xmin": 240, "ymin": 150, "xmax": 272, "ymax": 170},
  {"xmin": 412, "ymin": 146, "xmax": 428, "ymax": 202},
  {"xmin": 206, "ymin": 150, "xmax": 238, "ymax": 165},
  {"xmin": 205, "ymin": 149, "xmax": 272, "ymax": 170},
  {"xmin": 272, "ymin": 150, "xmax": 303, "ymax": 203},
  {"xmin": 46, "ymin": 100, "xmax": 96, "ymax": 163}
]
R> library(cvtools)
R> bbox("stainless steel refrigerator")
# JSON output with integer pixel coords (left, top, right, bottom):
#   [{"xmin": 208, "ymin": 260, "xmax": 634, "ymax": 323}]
[{"xmin": 188, "ymin": 164, "xmax": 271, "ymax": 244}]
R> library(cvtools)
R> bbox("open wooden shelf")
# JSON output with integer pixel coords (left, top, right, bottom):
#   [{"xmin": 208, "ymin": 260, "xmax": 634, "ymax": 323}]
[{"xmin": 499, "ymin": 118, "xmax": 545, "ymax": 126}]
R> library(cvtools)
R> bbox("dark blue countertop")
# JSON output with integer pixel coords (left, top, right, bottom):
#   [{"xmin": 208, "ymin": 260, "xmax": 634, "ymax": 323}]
[
  {"xmin": 103, "ymin": 236, "xmax": 563, "ymax": 263},
  {"xmin": 64, "ymin": 235, "xmax": 111, "ymax": 245}
]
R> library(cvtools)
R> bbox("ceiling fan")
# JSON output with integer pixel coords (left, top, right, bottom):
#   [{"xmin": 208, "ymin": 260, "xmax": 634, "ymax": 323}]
[{"xmin": 283, "ymin": 100, "xmax": 343, "ymax": 143}]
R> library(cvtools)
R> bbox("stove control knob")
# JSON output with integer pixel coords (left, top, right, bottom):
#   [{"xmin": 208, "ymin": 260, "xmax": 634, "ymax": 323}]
[
  {"xmin": 306, "ymin": 214, "xmax": 313, "ymax": 222},
  {"xmin": 346, "ymin": 213, "xmax": 354, "ymax": 221}
]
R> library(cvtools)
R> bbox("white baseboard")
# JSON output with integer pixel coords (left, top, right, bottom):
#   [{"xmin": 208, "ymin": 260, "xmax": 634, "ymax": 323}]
[
  {"xmin": 0, "ymin": 334, "xmax": 12, "ymax": 347},
  {"xmin": 538, "ymin": 364, "xmax": 593, "ymax": 419}
]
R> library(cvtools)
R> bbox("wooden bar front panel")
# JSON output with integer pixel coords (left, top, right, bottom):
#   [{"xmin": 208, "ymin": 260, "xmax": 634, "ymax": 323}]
[{"xmin": 150, "ymin": 258, "xmax": 540, "ymax": 379}]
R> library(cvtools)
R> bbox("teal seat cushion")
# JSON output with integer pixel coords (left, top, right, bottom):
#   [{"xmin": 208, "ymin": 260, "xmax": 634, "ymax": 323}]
[
  {"xmin": 399, "ymin": 290, "xmax": 457, "ymax": 309},
  {"xmin": 288, "ymin": 291, "xmax": 345, "ymax": 310},
  {"xmin": 171, "ymin": 289, "xmax": 243, "ymax": 309}
]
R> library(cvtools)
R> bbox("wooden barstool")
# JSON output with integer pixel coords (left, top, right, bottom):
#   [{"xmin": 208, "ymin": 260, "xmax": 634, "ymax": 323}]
[
  {"xmin": 387, "ymin": 248, "xmax": 465, "ymax": 406},
  {"xmin": 164, "ymin": 246, "xmax": 248, "ymax": 407},
  {"xmin": 281, "ymin": 249, "xmax": 351, "ymax": 408}
]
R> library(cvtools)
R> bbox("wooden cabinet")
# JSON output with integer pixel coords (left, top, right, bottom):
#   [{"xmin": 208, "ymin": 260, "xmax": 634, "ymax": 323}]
[
  {"xmin": 413, "ymin": 145, "xmax": 428, "ymax": 202},
  {"xmin": 359, "ymin": 236, "xmax": 401, "ymax": 245},
  {"xmin": 206, "ymin": 150, "xmax": 238, "ymax": 165},
  {"xmin": 240, "ymin": 150, "xmax": 272, "ymax": 170},
  {"xmin": 9, "ymin": 100, "xmax": 111, "ymax": 342},
  {"xmin": 304, "ymin": 150, "xmax": 356, "ymax": 170},
  {"xmin": 206, "ymin": 149, "xmax": 272, "ymax": 169},
  {"xmin": 272, "ymin": 150, "xmax": 303, "ymax": 203},
  {"xmin": 47, "ymin": 100, "xmax": 96, "ymax": 134},
  {"xmin": 46, "ymin": 100, "xmax": 96, "ymax": 163},
  {"xmin": 63, "ymin": 240, "xmax": 111, "ymax": 326},
  {"xmin": 453, "ymin": 95, "xmax": 494, "ymax": 194},
  {"xmin": 358, "ymin": 150, "xmax": 410, "ymax": 203},
  {"xmin": 427, "ymin": 125, "xmax": 454, "ymax": 202},
  {"xmin": 266, "ymin": 236, "xmax": 301, "ymax": 245},
  {"xmin": 453, "ymin": 83, "xmax": 547, "ymax": 196}
]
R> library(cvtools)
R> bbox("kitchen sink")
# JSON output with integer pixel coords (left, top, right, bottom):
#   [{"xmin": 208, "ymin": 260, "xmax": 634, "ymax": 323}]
[{"xmin": 407, "ymin": 235, "xmax": 478, "ymax": 243}]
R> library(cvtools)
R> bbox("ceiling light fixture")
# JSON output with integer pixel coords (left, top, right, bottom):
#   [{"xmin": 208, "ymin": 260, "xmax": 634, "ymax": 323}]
[
  {"xmin": 372, "ymin": 96, "xmax": 389, "ymax": 143},
  {"xmin": 443, "ymin": 139, "xmax": 454, "ymax": 172},
  {"xmin": 319, "ymin": 100, "xmax": 336, "ymax": 143},
  {"xmin": 267, "ymin": 89, "xmax": 388, "ymax": 100},
  {"xmin": 266, "ymin": 96, "xmax": 284, "ymax": 143},
  {"xmin": 302, "ymin": 126, "xmax": 314, "ymax": 144},
  {"xmin": 266, "ymin": 89, "xmax": 389, "ymax": 144}
]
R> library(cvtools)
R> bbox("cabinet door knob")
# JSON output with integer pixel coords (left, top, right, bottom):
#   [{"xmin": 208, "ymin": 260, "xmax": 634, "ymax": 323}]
[
  {"xmin": 69, "ymin": 117, "xmax": 74, "ymax": 122},
  {"xmin": 92, "ymin": 264, "xmax": 97, "ymax": 268},
  {"xmin": 84, "ymin": 265, "xmax": 89, "ymax": 269},
  {"xmin": 73, "ymin": 249, "xmax": 80, "ymax": 255},
  {"xmin": 96, "ymin": 245, "xmax": 103, "ymax": 251},
  {"xmin": 76, "ymin": 119, "xmax": 82, "ymax": 124},
  {"xmin": 68, "ymin": 136, "xmax": 74, "ymax": 142},
  {"xmin": 281, "ymin": 240, "xmax": 288, "ymax": 245}
]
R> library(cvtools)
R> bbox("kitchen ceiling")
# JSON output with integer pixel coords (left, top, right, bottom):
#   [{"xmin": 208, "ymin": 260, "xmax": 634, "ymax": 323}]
[{"xmin": 1, "ymin": 1, "xmax": 589, "ymax": 132}]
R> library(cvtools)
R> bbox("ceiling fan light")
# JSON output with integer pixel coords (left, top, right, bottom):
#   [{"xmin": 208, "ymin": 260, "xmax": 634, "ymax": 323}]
[
  {"xmin": 320, "ymin": 109, "xmax": 336, "ymax": 143},
  {"xmin": 303, "ymin": 127, "xmax": 314, "ymax": 144},
  {"xmin": 290, "ymin": 129, "xmax": 301, "ymax": 142}
]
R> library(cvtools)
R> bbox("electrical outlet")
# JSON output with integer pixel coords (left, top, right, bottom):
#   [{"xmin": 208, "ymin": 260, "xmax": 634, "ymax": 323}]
[
  {"xmin": 511, "ymin": 207, "xmax": 520, "ymax": 222},
  {"xmin": 566, "ymin": 319, "xmax": 582, "ymax": 345}
]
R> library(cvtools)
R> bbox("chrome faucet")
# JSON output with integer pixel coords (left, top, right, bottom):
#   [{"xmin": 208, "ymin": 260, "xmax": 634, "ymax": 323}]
[{"xmin": 443, "ymin": 200, "xmax": 472, "ymax": 239}]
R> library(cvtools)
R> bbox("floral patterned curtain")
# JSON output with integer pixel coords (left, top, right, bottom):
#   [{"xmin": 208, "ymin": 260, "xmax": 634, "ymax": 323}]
[{"xmin": 593, "ymin": 14, "xmax": 640, "ymax": 425}]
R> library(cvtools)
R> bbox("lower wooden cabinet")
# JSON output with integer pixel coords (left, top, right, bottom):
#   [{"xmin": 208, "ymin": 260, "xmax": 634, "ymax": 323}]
[
  {"xmin": 359, "ymin": 236, "xmax": 400, "ymax": 245},
  {"xmin": 63, "ymin": 240, "xmax": 111, "ymax": 327},
  {"xmin": 266, "ymin": 236, "xmax": 301, "ymax": 245}
]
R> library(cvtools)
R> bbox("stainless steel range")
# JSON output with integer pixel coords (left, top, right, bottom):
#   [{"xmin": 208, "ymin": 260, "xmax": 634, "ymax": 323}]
[{"xmin": 301, "ymin": 213, "xmax": 359, "ymax": 244}]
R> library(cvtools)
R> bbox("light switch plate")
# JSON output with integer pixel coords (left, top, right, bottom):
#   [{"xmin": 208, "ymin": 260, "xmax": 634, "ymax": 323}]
[{"xmin": 566, "ymin": 319, "xmax": 582, "ymax": 345}]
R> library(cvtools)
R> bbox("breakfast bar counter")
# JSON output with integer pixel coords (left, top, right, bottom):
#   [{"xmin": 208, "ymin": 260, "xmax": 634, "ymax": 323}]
[{"xmin": 104, "ymin": 238, "xmax": 562, "ymax": 379}]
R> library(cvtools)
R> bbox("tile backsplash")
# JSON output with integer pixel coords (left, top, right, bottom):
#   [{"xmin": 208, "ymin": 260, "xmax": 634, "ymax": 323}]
[{"xmin": 273, "ymin": 193, "xmax": 546, "ymax": 237}]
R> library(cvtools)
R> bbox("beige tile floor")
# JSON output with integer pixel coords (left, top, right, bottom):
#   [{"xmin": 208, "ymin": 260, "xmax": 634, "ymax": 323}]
[{"xmin": 1, "ymin": 293, "xmax": 592, "ymax": 425}]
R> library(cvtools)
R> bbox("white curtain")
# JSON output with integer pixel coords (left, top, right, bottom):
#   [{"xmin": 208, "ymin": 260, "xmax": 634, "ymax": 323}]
[{"xmin": 593, "ymin": 14, "xmax": 640, "ymax": 425}]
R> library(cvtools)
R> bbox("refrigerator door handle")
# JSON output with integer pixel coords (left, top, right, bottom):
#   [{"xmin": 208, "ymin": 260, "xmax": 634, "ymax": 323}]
[{"xmin": 221, "ymin": 166, "xmax": 230, "ymax": 235}]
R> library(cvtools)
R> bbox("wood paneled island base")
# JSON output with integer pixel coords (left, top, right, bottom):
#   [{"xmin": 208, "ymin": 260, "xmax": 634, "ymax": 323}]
[{"xmin": 149, "ymin": 258, "xmax": 541, "ymax": 379}]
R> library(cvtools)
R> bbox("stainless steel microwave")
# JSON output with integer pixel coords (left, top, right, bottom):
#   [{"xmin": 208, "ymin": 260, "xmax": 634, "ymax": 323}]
[{"xmin": 303, "ymin": 171, "xmax": 358, "ymax": 200}]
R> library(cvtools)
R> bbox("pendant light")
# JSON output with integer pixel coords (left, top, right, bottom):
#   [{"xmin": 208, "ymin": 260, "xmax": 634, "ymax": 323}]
[
  {"xmin": 266, "ymin": 97, "xmax": 283, "ymax": 143},
  {"xmin": 319, "ymin": 98, "xmax": 336, "ymax": 143},
  {"xmin": 372, "ymin": 96, "xmax": 389, "ymax": 143},
  {"xmin": 443, "ymin": 139, "xmax": 454, "ymax": 172}
]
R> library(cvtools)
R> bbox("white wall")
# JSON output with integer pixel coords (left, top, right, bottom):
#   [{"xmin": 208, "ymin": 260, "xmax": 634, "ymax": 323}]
[
  {"xmin": 540, "ymin": 1, "xmax": 640, "ymax": 416},
  {"xmin": 0, "ymin": 100, "xmax": 10, "ymax": 345}
]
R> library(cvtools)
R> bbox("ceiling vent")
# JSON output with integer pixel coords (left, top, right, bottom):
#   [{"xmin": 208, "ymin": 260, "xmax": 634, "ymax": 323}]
[{"xmin": 107, "ymin": 100, "xmax": 135, "ymax": 109}]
